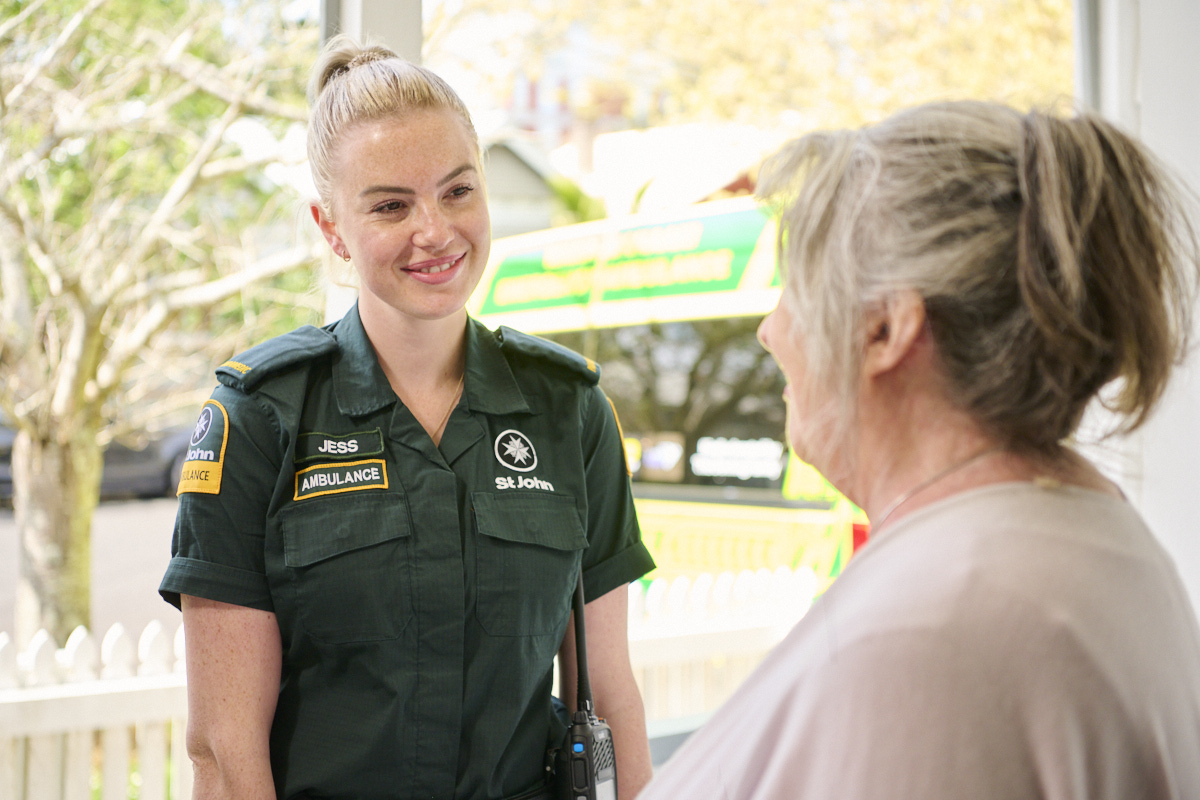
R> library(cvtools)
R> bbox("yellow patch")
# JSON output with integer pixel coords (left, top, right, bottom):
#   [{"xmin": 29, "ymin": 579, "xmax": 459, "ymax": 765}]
[
  {"xmin": 294, "ymin": 459, "xmax": 390, "ymax": 501},
  {"xmin": 177, "ymin": 400, "xmax": 229, "ymax": 495},
  {"xmin": 221, "ymin": 360, "xmax": 252, "ymax": 374},
  {"xmin": 606, "ymin": 397, "xmax": 631, "ymax": 476}
]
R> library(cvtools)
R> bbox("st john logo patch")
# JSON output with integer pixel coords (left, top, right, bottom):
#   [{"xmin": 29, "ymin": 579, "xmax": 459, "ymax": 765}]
[
  {"xmin": 494, "ymin": 429, "xmax": 538, "ymax": 472},
  {"xmin": 177, "ymin": 400, "xmax": 229, "ymax": 495}
]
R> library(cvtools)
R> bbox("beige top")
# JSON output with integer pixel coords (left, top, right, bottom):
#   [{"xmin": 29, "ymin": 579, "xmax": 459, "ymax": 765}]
[{"xmin": 640, "ymin": 483, "xmax": 1200, "ymax": 800}]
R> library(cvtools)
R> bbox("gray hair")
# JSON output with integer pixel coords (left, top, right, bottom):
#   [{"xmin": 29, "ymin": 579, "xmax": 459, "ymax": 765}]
[{"xmin": 758, "ymin": 100, "xmax": 1199, "ymax": 453}]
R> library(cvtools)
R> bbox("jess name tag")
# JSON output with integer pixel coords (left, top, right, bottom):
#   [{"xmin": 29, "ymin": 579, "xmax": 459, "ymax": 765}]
[
  {"xmin": 295, "ymin": 428, "xmax": 384, "ymax": 463},
  {"xmin": 294, "ymin": 459, "xmax": 389, "ymax": 501}
]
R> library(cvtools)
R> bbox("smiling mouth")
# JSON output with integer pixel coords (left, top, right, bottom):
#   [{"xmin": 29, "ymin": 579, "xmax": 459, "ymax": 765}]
[{"xmin": 405, "ymin": 255, "xmax": 462, "ymax": 275}]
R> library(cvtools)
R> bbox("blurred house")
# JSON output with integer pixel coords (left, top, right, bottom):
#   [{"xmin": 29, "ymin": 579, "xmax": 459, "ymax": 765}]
[{"xmin": 482, "ymin": 134, "xmax": 560, "ymax": 238}]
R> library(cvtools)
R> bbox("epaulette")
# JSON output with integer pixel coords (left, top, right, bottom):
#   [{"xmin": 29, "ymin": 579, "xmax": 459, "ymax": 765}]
[
  {"xmin": 216, "ymin": 325, "xmax": 339, "ymax": 391},
  {"xmin": 496, "ymin": 326, "xmax": 600, "ymax": 384}
]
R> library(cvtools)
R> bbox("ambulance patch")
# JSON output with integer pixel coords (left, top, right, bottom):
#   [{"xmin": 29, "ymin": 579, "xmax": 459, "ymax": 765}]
[
  {"xmin": 177, "ymin": 401, "xmax": 229, "ymax": 495},
  {"xmin": 295, "ymin": 429, "xmax": 384, "ymax": 463},
  {"xmin": 294, "ymin": 459, "xmax": 389, "ymax": 501}
]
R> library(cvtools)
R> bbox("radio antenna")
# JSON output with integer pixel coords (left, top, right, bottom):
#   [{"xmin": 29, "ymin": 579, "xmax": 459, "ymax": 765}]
[{"xmin": 572, "ymin": 567, "xmax": 594, "ymax": 717}]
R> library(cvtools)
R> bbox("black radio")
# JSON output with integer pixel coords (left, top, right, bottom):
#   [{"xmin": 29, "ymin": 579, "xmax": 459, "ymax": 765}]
[{"xmin": 550, "ymin": 569, "xmax": 618, "ymax": 800}]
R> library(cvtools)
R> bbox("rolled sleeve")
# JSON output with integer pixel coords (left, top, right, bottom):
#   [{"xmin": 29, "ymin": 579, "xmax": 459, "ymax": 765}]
[
  {"xmin": 579, "ymin": 384, "xmax": 655, "ymax": 602},
  {"xmin": 159, "ymin": 556, "xmax": 274, "ymax": 611},
  {"xmin": 158, "ymin": 384, "xmax": 282, "ymax": 612},
  {"xmin": 583, "ymin": 540, "xmax": 656, "ymax": 601}
]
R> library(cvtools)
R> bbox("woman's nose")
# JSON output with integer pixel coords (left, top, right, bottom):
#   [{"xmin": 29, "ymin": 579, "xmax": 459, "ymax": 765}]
[
  {"xmin": 757, "ymin": 312, "xmax": 773, "ymax": 351},
  {"xmin": 412, "ymin": 203, "xmax": 454, "ymax": 251}
]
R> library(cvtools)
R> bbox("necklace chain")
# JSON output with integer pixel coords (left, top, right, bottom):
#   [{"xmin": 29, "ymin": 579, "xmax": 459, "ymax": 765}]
[
  {"xmin": 871, "ymin": 446, "xmax": 1004, "ymax": 534},
  {"xmin": 432, "ymin": 372, "xmax": 465, "ymax": 440}
]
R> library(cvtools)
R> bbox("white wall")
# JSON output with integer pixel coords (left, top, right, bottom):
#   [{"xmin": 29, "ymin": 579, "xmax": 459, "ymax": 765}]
[{"xmin": 1086, "ymin": 0, "xmax": 1200, "ymax": 609}]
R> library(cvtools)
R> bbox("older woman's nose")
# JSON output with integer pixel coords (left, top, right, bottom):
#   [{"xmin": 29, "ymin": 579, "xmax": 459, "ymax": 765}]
[{"xmin": 757, "ymin": 311, "xmax": 774, "ymax": 351}]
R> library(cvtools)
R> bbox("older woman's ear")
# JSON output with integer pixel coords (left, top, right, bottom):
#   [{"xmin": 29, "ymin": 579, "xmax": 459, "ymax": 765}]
[{"xmin": 862, "ymin": 289, "xmax": 927, "ymax": 378}]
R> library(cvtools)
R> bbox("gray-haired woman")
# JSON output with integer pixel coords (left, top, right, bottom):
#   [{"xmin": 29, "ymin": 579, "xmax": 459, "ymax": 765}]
[{"xmin": 641, "ymin": 101, "xmax": 1200, "ymax": 800}]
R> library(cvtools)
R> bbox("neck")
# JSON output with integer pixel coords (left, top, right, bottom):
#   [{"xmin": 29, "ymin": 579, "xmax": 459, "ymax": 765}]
[
  {"xmin": 358, "ymin": 299, "xmax": 467, "ymax": 392},
  {"xmin": 847, "ymin": 397, "xmax": 1121, "ymax": 533},
  {"xmin": 845, "ymin": 372, "xmax": 1007, "ymax": 531}
]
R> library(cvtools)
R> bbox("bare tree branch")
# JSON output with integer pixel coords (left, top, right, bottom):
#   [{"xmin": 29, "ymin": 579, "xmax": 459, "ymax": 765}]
[
  {"xmin": 2, "ymin": 196, "xmax": 67, "ymax": 297},
  {"xmin": 200, "ymin": 153, "xmax": 305, "ymax": 181},
  {"xmin": 101, "ymin": 97, "xmax": 246, "ymax": 303},
  {"xmin": 166, "ymin": 243, "xmax": 317, "ymax": 309},
  {"xmin": 93, "ymin": 243, "xmax": 317, "ymax": 398},
  {"xmin": 48, "ymin": 300, "xmax": 93, "ymax": 424},
  {"xmin": 0, "ymin": 222, "xmax": 34, "ymax": 352},
  {"xmin": 3, "ymin": 0, "xmax": 107, "ymax": 108},
  {"xmin": 0, "ymin": 0, "xmax": 51, "ymax": 42},
  {"xmin": 151, "ymin": 31, "xmax": 309, "ymax": 123}
]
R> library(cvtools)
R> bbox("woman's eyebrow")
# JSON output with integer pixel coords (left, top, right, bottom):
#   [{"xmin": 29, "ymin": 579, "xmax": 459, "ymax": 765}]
[
  {"xmin": 359, "ymin": 164, "xmax": 477, "ymax": 198},
  {"xmin": 438, "ymin": 164, "xmax": 476, "ymax": 186}
]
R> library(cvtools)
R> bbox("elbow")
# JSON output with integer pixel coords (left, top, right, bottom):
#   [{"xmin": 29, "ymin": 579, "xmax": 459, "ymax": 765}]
[
  {"xmin": 186, "ymin": 722, "xmax": 275, "ymax": 799},
  {"xmin": 186, "ymin": 728, "xmax": 225, "ymax": 792}
]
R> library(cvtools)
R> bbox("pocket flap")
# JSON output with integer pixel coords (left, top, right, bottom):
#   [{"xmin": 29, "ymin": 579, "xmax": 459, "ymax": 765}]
[
  {"xmin": 473, "ymin": 492, "xmax": 588, "ymax": 551},
  {"xmin": 282, "ymin": 494, "xmax": 411, "ymax": 567}
]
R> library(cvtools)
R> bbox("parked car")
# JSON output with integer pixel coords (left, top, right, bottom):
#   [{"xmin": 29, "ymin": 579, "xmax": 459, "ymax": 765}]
[{"xmin": 0, "ymin": 422, "xmax": 192, "ymax": 503}]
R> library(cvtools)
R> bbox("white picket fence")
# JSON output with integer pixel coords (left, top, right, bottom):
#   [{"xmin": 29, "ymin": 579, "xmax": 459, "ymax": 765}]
[
  {"xmin": 0, "ymin": 566, "xmax": 817, "ymax": 800},
  {"xmin": 628, "ymin": 566, "xmax": 816, "ymax": 723},
  {"xmin": 0, "ymin": 621, "xmax": 190, "ymax": 800}
]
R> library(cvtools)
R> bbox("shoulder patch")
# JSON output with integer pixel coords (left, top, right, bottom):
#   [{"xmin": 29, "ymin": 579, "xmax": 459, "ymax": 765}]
[
  {"xmin": 495, "ymin": 326, "xmax": 600, "ymax": 384},
  {"xmin": 216, "ymin": 325, "xmax": 339, "ymax": 392},
  {"xmin": 177, "ymin": 400, "xmax": 229, "ymax": 495}
]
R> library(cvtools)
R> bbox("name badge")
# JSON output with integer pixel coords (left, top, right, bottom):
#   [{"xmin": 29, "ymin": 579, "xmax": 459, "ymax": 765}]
[
  {"xmin": 296, "ymin": 428, "xmax": 384, "ymax": 463},
  {"xmin": 294, "ymin": 459, "xmax": 389, "ymax": 501}
]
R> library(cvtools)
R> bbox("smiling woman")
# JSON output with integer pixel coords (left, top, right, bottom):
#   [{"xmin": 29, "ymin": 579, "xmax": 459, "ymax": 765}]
[
  {"xmin": 311, "ymin": 108, "xmax": 491, "ymax": 331},
  {"xmin": 156, "ymin": 35, "xmax": 656, "ymax": 800}
]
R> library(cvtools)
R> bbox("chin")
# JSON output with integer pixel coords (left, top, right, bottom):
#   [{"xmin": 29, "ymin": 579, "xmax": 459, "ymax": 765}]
[{"xmin": 788, "ymin": 425, "xmax": 848, "ymax": 492}]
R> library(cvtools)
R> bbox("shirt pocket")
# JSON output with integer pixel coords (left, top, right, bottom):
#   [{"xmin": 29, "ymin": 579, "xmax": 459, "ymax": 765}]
[
  {"xmin": 280, "ymin": 494, "xmax": 414, "ymax": 644},
  {"xmin": 473, "ymin": 492, "xmax": 589, "ymax": 637}
]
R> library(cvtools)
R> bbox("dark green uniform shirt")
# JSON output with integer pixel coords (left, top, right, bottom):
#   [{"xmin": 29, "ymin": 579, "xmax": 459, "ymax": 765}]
[{"xmin": 160, "ymin": 306, "xmax": 655, "ymax": 800}]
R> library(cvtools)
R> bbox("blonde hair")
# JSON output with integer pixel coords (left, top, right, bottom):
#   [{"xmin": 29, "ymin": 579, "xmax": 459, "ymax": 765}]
[
  {"xmin": 307, "ymin": 34, "xmax": 478, "ymax": 215},
  {"xmin": 758, "ymin": 101, "xmax": 1200, "ymax": 453}
]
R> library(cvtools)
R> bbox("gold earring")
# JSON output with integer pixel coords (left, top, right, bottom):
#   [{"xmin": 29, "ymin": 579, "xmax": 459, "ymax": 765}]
[{"xmin": 342, "ymin": 253, "xmax": 351, "ymax": 262}]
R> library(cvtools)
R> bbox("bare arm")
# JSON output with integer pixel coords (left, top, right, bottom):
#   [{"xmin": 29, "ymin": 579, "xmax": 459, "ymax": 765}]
[
  {"xmin": 558, "ymin": 585, "xmax": 653, "ymax": 799},
  {"xmin": 182, "ymin": 594, "xmax": 282, "ymax": 800}
]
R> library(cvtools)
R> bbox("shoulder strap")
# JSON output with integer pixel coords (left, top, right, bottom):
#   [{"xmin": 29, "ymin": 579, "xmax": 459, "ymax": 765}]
[
  {"xmin": 495, "ymin": 326, "xmax": 600, "ymax": 384},
  {"xmin": 216, "ymin": 325, "xmax": 339, "ymax": 392}
]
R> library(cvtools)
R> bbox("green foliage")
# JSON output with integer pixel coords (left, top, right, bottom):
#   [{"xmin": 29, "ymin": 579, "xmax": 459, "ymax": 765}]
[
  {"xmin": 432, "ymin": 0, "xmax": 1073, "ymax": 128},
  {"xmin": 547, "ymin": 175, "xmax": 607, "ymax": 224},
  {"xmin": 0, "ymin": 0, "xmax": 321, "ymax": 436}
]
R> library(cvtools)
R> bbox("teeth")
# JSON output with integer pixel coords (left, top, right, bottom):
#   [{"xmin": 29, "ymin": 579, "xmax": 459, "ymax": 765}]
[{"xmin": 417, "ymin": 260, "xmax": 454, "ymax": 274}]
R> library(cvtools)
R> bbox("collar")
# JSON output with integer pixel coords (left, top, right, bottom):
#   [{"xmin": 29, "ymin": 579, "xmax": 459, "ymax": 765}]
[
  {"xmin": 331, "ymin": 305, "xmax": 531, "ymax": 418},
  {"xmin": 331, "ymin": 304, "xmax": 398, "ymax": 417},
  {"xmin": 463, "ymin": 317, "xmax": 531, "ymax": 415}
]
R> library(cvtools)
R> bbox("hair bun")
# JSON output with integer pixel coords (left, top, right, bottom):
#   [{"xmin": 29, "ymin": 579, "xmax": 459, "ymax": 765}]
[
  {"xmin": 346, "ymin": 48, "xmax": 396, "ymax": 71},
  {"xmin": 309, "ymin": 35, "xmax": 399, "ymax": 104}
]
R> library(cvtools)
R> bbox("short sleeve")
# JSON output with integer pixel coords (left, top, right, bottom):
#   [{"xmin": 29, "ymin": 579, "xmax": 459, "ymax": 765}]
[
  {"xmin": 578, "ymin": 384, "xmax": 655, "ymax": 601},
  {"xmin": 158, "ymin": 384, "xmax": 282, "ymax": 612}
]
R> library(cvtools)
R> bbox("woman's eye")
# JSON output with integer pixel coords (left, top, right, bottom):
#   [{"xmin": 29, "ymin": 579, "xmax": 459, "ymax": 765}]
[
  {"xmin": 449, "ymin": 185, "xmax": 475, "ymax": 199},
  {"xmin": 374, "ymin": 200, "xmax": 407, "ymax": 213}
]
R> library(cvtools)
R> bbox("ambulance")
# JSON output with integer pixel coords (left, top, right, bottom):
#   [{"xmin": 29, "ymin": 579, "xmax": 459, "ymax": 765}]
[{"xmin": 469, "ymin": 197, "xmax": 868, "ymax": 592}]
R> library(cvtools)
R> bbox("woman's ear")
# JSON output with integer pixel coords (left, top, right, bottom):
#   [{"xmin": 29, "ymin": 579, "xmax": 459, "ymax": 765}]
[
  {"xmin": 310, "ymin": 202, "xmax": 346, "ymax": 259},
  {"xmin": 863, "ymin": 290, "xmax": 927, "ymax": 378}
]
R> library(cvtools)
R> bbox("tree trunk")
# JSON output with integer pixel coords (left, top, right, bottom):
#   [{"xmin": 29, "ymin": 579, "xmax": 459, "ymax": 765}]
[{"xmin": 12, "ymin": 427, "xmax": 102, "ymax": 648}]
